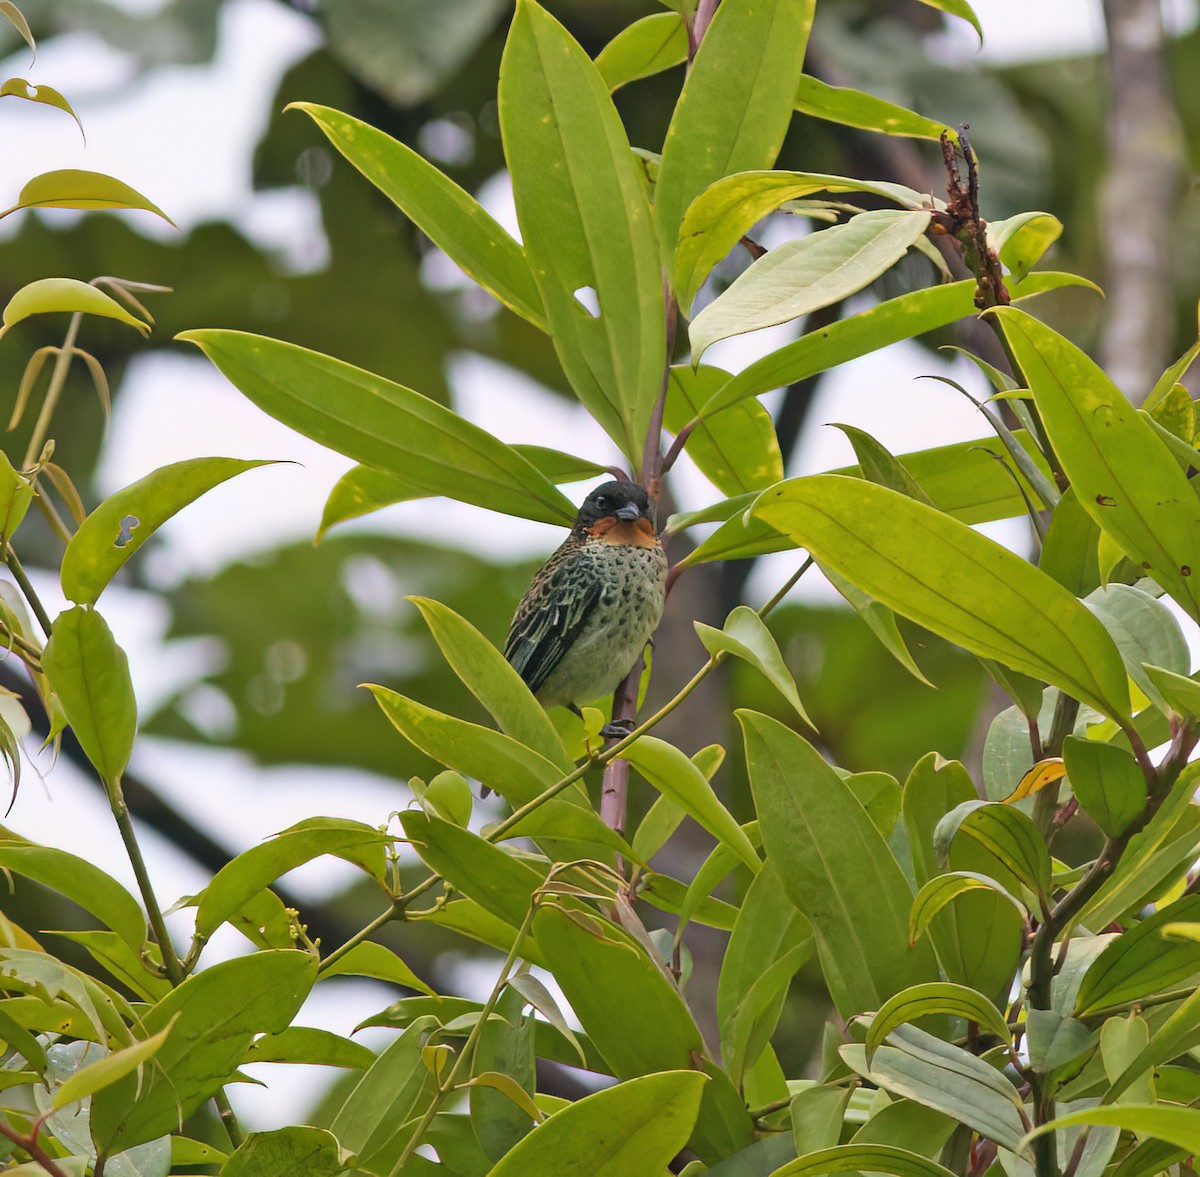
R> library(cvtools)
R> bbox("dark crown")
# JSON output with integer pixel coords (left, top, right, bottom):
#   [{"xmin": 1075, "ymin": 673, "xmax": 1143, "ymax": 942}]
[{"xmin": 575, "ymin": 480, "xmax": 651, "ymax": 526}]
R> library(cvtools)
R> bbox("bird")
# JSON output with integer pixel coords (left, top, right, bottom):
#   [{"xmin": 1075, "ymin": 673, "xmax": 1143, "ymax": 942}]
[{"xmin": 505, "ymin": 480, "xmax": 667, "ymax": 737}]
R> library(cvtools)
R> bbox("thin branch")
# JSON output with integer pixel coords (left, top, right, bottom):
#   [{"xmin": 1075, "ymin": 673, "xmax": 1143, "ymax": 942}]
[{"xmin": 0, "ymin": 1117, "xmax": 71, "ymax": 1176}]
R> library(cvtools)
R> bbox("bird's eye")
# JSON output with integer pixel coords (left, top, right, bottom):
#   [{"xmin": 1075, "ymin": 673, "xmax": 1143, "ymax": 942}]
[{"xmin": 594, "ymin": 496, "xmax": 608, "ymax": 510}]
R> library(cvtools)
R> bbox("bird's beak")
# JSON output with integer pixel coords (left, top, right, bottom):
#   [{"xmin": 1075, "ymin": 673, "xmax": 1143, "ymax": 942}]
[{"xmin": 615, "ymin": 502, "xmax": 642, "ymax": 521}]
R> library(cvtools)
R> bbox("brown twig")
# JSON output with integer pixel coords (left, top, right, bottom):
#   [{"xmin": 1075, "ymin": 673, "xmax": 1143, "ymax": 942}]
[{"xmin": 0, "ymin": 1117, "xmax": 71, "ymax": 1176}]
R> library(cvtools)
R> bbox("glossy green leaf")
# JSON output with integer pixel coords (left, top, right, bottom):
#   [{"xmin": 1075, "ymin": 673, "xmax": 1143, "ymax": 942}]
[
  {"xmin": 246, "ymin": 1026, "xmax": 374, "ymax": 1070},
  {"xmin": 368, "ymin": 685, "xmax": 566, "ymax": 806},
  {"xmin": 328, "ymin": 1016, "xmax": 439, "ymax": 1172},
  {"xmin": 739, "ymin": 710, "xmax": 937, "ymax": 1018},
  {"xmin": 696, "ymin": 606, "xmax": 812, "ymax": 727},
  {"xmin": 319, "ymin": 940, "xmax": 434, "ymax": 996},
  {"xmin": 988, "ymin": 212, "xmax": 1062, "ymax": 283},
  {"xmin": 400, "ymin": 810, "xmax": 544, "ymax": 928},
  {"xmin": 0, "ymin": 3, "xmax": 35, "ymax": 60},
  {"xmin": 176, "ymin": 329, "xmax": 574, "ymax": 527},
  {"xmin": 702, "ymin": 271, "xmax": 1093, "ymax": 415},
  {"xmin": 595, "ymin": 11, "xmax": 687, "ymax": 91},
  {"xmin": 619, "ymin": 736, "xmax": 760, "ymax": 873},
  {"xmin": 903, "ymin": 754, "xmax": 977, "ymax": 886},
  {"xmin": 42, "ymin": 606, "xmax": 136, "ymax": 786},
  {"xmin": 909, "ymin": 871, "xmax": 1027, "ymax": 944},
  {"xmin": 91, "ymin": 950, "xmax": 316, "ymax": 1153},
  {"xmin": 220, "ymin": 1126, "xmax": 344, "ymax": 1177},
  {"xmin": 468, "ymin": 986, "xmax": 537, "ymax": 1162},
  {"xmin": 795, "ymin": 76, "xmax": 950, "ymax": 140},
  {"xmin": 492, "ymin": 797, "xmax": 634, "ymax": 865},
  {"xmin": 196, "ymin": 818, "xmax": 389, "ymax": 939},
  {"xmin": 773, "ymin": 1143, "xmax": 962, "ymax": 1177},
  {"xmin": 752, "ymin": 476, "xmax": 1132, "ymax": 723},
  {"xmin": 0, "ymin": 78, "xmax": 81, "ymax": 135},
  {"xmin": 865, "ymin": 982, "xmax": 1010, "ymax": 1065},
  {"xmin": 1024, "ymin": 1105, "xmax": 1200, "ymax": 1157},
  {"xmin": 0, "ymin": 1004, "xmax": 45, "ymax": 1073},
  {"xmin": 717, "ymin": 864, "xmax": 813, "ymax": 1088},
  {"xmin": 2, "ymin": 169, "xmax": 173, "ymax": 224},
  {"xmin": 62, "ymin": 458, "xmax": 273, "ymax": 606},
  {"xmin": 1145, "ymin": 327, "xmax": 1200, "ymax": 411},
  {"xmin": 533, "ymin": 904, "xmax": 752, "ymax": 1163},
  {"xmin": 833, "ymin": 423, "xmax": 936, "ymax": 505},
  {"xmin": 1103, "ymin": 984, "xmax": 1200, "ymax": 1101},
  {"xmin": 674, "ymin": 169, "xmax": 930, "ymax": 311},
  {"xmin": 655, "ymin": 0, "xmax": 814, "ymax": 291},
  {"xmin": 489, "ymin": 1070, "xmax": 706, "ymax": 1176},
  {"xmin": 665, "ymin": 365, "xmax": 783, "ymax": 495},
  {"xmin": 690, "ymin": 209, "xmax": 932, "ymax": 361},
  {"xmin": 0, "ymin": 278, "xmax": 149, "ymax": 339},
  {"xmin": 507, "ymin": 971, "xmax": 587, "ymax": 1068},
  {"xmin": 291, "ymin": 102, "xmax": 544, "ymax": 328},
  {"xmin": 52, "ymin": 1022, "xmax": 172, "ymax": 1110},
  {"xmin": 1026, "ymin": 1008, "xmax": 1095, "ymax": 1073},
  {"xmin": 789, "ymin": 1085, "xmax": 854, "ymax": 1154},
  {"xmin": 1062, "ymin": 736, "xmax": 1145, "ymax": 838},
  {"xmin": 1141, "ymin": 663, "xmax": 1200, "ymax": 720},
  {"xmin": 1101, "ymin": 1014, "xmax": 1154, "ymax": 1104},
  {"xmin": 841, "ymin": 1024, "xmax": 1025, "ymax": 1150},
  {"xmin": 997, "ymin": 307, "xmax": 1200, "ymax": 624},
  {"xmin": 409, "ymin": 596, "xmax": 570, "ymax": 770},
  {"xmin": 499, "ymin": 0, "xmax": 665, "ymax": 460},
  {"xmin": 0, "ymin": 844, "xmax": 144, "ymax": 951},
  {"xmin": 937, "ymin": 801, "xmax": 1051, "ymax": 897},
  {"xmin": 1074, "ymin": 896, "xmax": 1200, "ymax": 1016}
]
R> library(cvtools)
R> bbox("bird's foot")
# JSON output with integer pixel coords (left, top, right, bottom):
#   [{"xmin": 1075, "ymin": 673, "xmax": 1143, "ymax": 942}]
[{"xmin": 600, "ymin": 718, "xmax": 636, "ymax": 741}]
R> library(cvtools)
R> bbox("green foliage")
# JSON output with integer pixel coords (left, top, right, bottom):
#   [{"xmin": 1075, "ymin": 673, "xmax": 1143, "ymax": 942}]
[{"xmin": 4, "ymin": 2, "xmax": 1200, "ymax": 1175}]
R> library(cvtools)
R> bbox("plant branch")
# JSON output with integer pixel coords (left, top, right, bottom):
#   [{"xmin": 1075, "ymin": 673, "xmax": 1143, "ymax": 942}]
[
  {"xmin": 0, "ymin": 1117, "xmax": 71, "ymax": 1176},
  {"xmin": 4, "ymin": 545, "xmax": 53, "ymax": 637},
  {"xmin": 22, "ymin": 313, "xmax": 82, "ymax": 472}
]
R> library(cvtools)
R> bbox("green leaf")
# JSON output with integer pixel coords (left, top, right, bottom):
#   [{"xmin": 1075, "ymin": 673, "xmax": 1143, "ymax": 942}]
[
  {"xmin": 988, "ymin": 212, "xmax": 1062, "ymax": 283},
  {"xmin": 0, "ymin": 1004, "xmax": 45, "ymax": 1073},
  {"xmin": 1084, "ymin": 584, "xmax": 1189, "ymax": 712},
  {"xmin": 689, "ymin": 210, "xmax": 932, "ymax": 362},
  {"xmin": 220, "ymin": 1126, "xmax": 344, "ymax": 1177},
  {"xmin": 1025, "ymin": 1008, "xmax": 1096, "ymax": 1072},
  {"xmin": 752, "ymin": 476, "xmax": 1132, "ymax": 724},
  {"xmin": 368, "ymin": 685, "xmax": 568, "ymax": 807},
  {"xmin": 738, "ymin": 710, "xmax": 937, "ymax": 1018},
  {"xmin": 937, "ymin": 801, "xmax": 1051, "ymax": 897},
  {"xmin": 0, "ymin": 844, "xmax": 145, "ymax": 951},
  {"xmin": 2, "ymin": 169, "xmax": 173, "ymax": 224},
  {"xmin": 318, "ymin": 940, "xmax": 435, "ymax": 997},
  {"xmin": 1062, "ymin": 737, "xmax": 1146, "ymax": 838},
  {"xmin": 0, "ymin": 78, "xmax": 81, "ymax": 135},
  {"xmin": 91, "ymin": 950, "xmax": 316, "ymax": 1153},
  {"xmin": 0, "ymin": 450, "xmax": 32, "ymax": 541},
  {"xmin": 196, "ymin": 818, "xmax": 390, "ymax": 939},
  {"xmin": 789, "ymin": 1084, "xmax": 854, "ymax": 1154},
  {"xmin": 717, "ymin": 864, "xmax": 813, "ymax": 1088},
  {"xmin": 831, "ymin": 423, "xmax": 935, "ymax": 505},
  {"xmin": 488, "ymin": 1071, "xmax": 707, "ymax": 1176},
  {"xmin": 1101, "ymin": 1014, "xmax": 1154, "ymax": 1104},
  {"xmin": 1146, "ymin": 329, "xmax": 1200, "ymax": 411},
  {"xmin": 52, "ymin": 1022, "xmax": 173, "ymax": 1111},
  {"xmin": 773, "ymin": 1143, "xmax": 962, "ymax": 1177},
  {"xmin": 865, "ymin": 983, "xmax": 1011, "ymax": 1065},
  {"xmin": 1140, "ymin": 663, "xmax": 1200, "ymax": 720},
  {"xmin": 469, "ymin": 986, "xmax": 537, "ymax": 1162},
  {"xmin": 915, "ymin": 0, "xmax": 982, "ymax": 41},
  {"xmin": 665, "ymin": 365, "xmax": 784, "ymax": 495},
  {"xmin": 841, "ymin": 1024, "xmax": 1026, "ymax": 1151},
  {"xmin": 0, "ymin": 278, "xmax": 149, "ymax": 339},
  {"xmin": 0, "ymin": 3, "xmax": 35, "ymax": 60},
  {"xmin": 245, "ymin": 1026, "xmax": 375, "ymax": 1070},
  {"xmin": 328, "ymin": 1017, "xmax": 439, "ymax": 1172},
  {"xmin": 61, "ymin": 458, "xmax": 273, "ymax": 606},
  {"xmin": 908, "ymin": 871, "xmax": 1028, "ymax": 945},
  {"xmin": 532, "ymin": 904, "xmax": 752, "ymax": 1163},
  {"xmin": 400, "ymin": 810, "xmax": 544, "ymax": 929},
  {"xmin": 42, "ymin": 606, "xmax": 136, "ymax": 786},
  {"xmin": 595, "ymin": 11, "xmax": 687, "ymax": 91},
  {"xmin": 290, "ymin": 102, "xmax": 544, "ymax": 328},
  {"xmin": 795, "ymin": 76, "xmax": 950, "ymax": 140},
  {"xmin": 617, "ymin": 735, "xmax": 760, "ymax": 874},
  {"xmin": 655, "ymin": 0, "xmax": 814, "ymax": 291},
  {"xmin": 1023, "ymin": 1105, "xmax": 1200, "ymax": 1157},
  {"xmin": 1102, "ymin": 984, "xmax": 1200, "ymax": 1102},
  {"xmin": 996, "ymin": 307, "xmax": 1200, "ymax": 625},
  {"xmin": 701, "ymin": 271, "xmax": 1091, "ymax": 415},
  {"xmin": 175, "ymin": 330, "xmax": 575, "ymax": 527},
  {"xmin": 499, "ymin": 0, "xmax": 665, "ymax": 461},
  {"xmin": 1074, "ymin": 896, "xmax": 1200, "ymax": 1016},
  {"xmin": 695, "ymin": 606, "xmax": 812, "ymax": 726},
  {"xmin": 408, "ymin": 596, "xmax": 571, "ymax": 771}
]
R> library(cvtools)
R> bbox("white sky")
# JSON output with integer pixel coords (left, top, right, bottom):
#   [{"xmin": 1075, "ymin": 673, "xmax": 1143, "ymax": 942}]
[{"xmin": 1, "ymin": 0, "xmax": 1197, "ymax": 1132}]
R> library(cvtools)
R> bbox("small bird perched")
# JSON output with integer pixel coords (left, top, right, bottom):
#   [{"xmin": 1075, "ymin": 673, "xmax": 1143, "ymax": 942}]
[{"xmin": 505, "ymin": 480, "xmax": 667, "ymax": 733}]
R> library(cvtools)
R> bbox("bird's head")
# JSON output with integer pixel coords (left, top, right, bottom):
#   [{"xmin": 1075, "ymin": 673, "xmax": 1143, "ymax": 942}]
[{"xmin": 574, "ymin": 481, "xmax": 656, "ymax": 542}]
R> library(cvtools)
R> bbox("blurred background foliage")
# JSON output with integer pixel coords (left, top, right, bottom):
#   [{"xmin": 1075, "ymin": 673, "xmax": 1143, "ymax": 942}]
[{"xmin": 1, "ymin": 0, "xmax": 1196, "ymax": 1111}]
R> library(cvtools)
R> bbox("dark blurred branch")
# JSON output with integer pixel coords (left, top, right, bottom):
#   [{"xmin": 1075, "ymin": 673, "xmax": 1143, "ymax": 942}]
[{"xmin": 1098, "ymin": 0, "xmax": 1184, "ymax": 403}]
